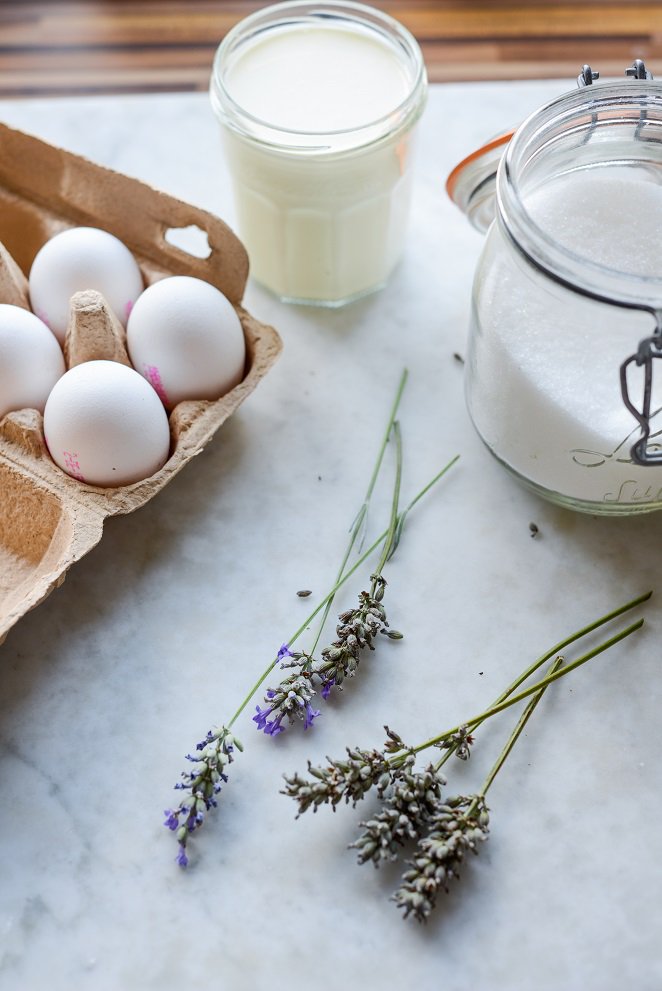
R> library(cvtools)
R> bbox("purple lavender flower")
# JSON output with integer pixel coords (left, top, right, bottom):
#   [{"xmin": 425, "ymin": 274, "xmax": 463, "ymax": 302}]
[
  {"xmin": 277, "ymin": 643, "xmax": 292, "ymax": 663},
  {"xmin": 256, "ymin": 667, "xmax": 325, "ymax": 737},
  {"xmin": 304, "ymin": 702, "xmax": 321, "ymax": 730},
  {"xmin": 320, "ymin": 677, "xmax": 335, "ymax": 700},
  {"xmin": 163, "ymin": 810, "xmax": 179, "ymax": 831},
  {"xmin": 264, "ymin": 713, "xmax": 285, "ymax": 736},
  {"xmin": 164, "ymin": 725, "xmax": 241, "ymax": 868},
  {"xmin": 253, "ymin": 704, "xmax": 273, "ymax": 731}
]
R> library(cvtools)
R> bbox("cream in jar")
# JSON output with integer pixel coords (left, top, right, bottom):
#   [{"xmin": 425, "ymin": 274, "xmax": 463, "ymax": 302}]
[{"xmin": 210, "ymin": 1, "xmax": 427, "ymax": 305}]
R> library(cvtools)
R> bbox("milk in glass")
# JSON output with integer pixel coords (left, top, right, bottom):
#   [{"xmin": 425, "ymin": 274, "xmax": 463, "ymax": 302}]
[{"xmin": 210, "ymin": 2, "xmax": 426, "ymax": 305}]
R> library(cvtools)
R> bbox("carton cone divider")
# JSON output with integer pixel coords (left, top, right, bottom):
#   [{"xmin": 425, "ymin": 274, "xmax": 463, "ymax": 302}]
[
  {"xmin": 0, "ymin": 408, "xmax": 46, "ymax": 460},
  {"xmin": 0, "ymin": 238, "xmax": 30, "ymax": 310},
  {"xmin": 64, "ymin": 289, "xmax": 132, "ymax": 368}
]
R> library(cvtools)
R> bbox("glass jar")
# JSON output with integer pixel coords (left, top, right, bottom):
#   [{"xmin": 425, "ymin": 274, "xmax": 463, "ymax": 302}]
[
  {"xmin": 450, "ymin": 75, "xmax": 662, "ymax": 515},
  {"xmin": 209, "ymin": 1, "xmax": 427, "ymax": 306}
]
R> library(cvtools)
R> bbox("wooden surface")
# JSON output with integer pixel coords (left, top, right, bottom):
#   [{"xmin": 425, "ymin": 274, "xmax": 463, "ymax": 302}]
[{"xmin": 0, "ymin": 1, "xmax": 661, "ymax": 96}]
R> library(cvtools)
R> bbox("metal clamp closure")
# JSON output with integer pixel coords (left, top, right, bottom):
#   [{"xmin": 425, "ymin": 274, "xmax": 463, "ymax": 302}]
[
  {"xmin": 578, "ymin": 59, "xmax": 653, "ymax": 87},
  {"xmin": 621, "ymin": 324, "xmax": 662, "ymax": 465}
]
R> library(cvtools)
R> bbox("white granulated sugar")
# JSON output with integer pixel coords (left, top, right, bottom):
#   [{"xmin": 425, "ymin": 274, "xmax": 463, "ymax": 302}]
[
  {"xmin": 526, "ymin": 169, "xmax": 662, "ymax": 276},
  {"xmin": 469, "ymin": 167, "xmax": 662, "ymax": 504}
]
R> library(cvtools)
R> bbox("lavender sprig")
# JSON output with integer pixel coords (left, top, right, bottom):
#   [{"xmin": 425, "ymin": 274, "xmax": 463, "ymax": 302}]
[
  {"xmin": 306, "ymin": 371, "xmax": 408, "ymax": 659},
  {"xmin": 284, "ymin": 595, "xmax": 649, "ymax": 919},
  {"xmin": 164, "ymin": 368, "xmax": 459, "ymax": 864},
  {"xmin": 165, "ymin": 454, "xmax": 456, "ymax": 866},
  {"xmin": 257, "ymin": 420, "xmax": 405, "ymax": 735},
  {"xmin": 313, "ymin": 574, "xmax": 394, "ymax": 685},
  {"xmin": 392, "ymin": 655, "xmax": 565, "ymax": 922},
  {"xmin": 350, "ymin": 760, "xmax": 446, "ymax": 866},
  {"xmin": 284, "ymin": 606, "xmax": 646, "ymax": 817},
  {"xmin": 282, "ymin": 746, "xmax": 394, "ymax": 814},
  {"xmin": 392, "ymin": 796, "xmax": 490, "ymax": 921},
  {"xmin": 236, "ymin": 451, "xmax": 457, "ymax": 736},
  {"xmin": 164, "ymin": 726, "xmax": 242, "ymax": 867}
]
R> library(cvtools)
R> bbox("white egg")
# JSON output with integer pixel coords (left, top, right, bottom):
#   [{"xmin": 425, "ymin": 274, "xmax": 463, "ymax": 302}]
[
  {"xmin": 0, "ymin": 304, "xmax": 65, "ymax": 420},
  {"xmin": 126, "ymin": 276, "xmax": 245, "ymax": 408},
  {"xmin": 29, "ymin": 227, "xmax": 144, "ymax": 344},
  {"xmin": 43, "ymin": 360, "xmax": 171, "ymax": 487}
]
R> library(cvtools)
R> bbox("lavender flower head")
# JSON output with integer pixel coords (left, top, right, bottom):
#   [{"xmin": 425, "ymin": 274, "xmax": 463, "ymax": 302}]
[
  {"xmin": 253, "ymin": 644, "xmax": 321, "ymax": 737},
  {"xmin": 164, "ymin": 725, "xmax": 243, "ymax": 867},
  {"xmin": 257, "ymin": 577, "xmax": 402, "ymax": 740}
]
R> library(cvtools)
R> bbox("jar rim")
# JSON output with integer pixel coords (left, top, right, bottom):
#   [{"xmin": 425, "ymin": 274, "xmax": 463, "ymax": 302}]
[
  {"xmin": 498, "ymin": 79, "xmax": 662, "ymax": 311},
  {"xmin": 209, "ymin": 0, "xmax": 427, "ymax": 153}
]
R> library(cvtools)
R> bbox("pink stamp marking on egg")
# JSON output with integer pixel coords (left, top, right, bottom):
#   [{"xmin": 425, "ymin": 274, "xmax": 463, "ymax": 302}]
[
  {"xmin": 124, "ymin": 300, "xmax": 134, "ymax": 320},
  {"xmin": 35, "ymin": 309, "xmax": 52, "ymax": 330},
  {"xmin": 143, "ymin": 364, "xmax": 170, "ymax": 406},
  {"xmin": 62, "ymin": 450, "xmax": 86, "ymax": 483}
]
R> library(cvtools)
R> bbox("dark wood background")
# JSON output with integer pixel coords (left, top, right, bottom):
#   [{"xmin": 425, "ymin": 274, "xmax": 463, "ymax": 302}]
[{"xmin": 1, "ymin": 1, "xmax": 661, "ymax": 97}]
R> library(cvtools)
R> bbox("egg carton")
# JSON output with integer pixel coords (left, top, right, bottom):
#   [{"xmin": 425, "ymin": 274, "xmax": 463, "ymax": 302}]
[{"xmin": 0, "ymin": 122, "xmax": 282, "ymax": 646}]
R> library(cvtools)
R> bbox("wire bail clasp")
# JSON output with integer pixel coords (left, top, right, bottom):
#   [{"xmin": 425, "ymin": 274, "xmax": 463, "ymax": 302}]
[
  {"xmin": 577, "ymin": 59, "xmax": 654, "ymax": 87},
  {"xmin": 620, "ymin": 321, "xmax": 662, "ymax": 465}
]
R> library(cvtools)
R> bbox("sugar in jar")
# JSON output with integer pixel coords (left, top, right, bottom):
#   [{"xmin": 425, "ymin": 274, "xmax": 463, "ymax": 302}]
[
  {"xmin": 449, "ymin": 67, "xmax": 662, "ymax": 515},
  {"xmin": 210, "ymin": 1, "xmax": 427, "ymax": 306}
]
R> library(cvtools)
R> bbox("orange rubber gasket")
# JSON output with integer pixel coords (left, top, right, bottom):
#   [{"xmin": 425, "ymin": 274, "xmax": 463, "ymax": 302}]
[{"xmin": 445, "ymin": 130, "xmax": 514, "ymax": 202}]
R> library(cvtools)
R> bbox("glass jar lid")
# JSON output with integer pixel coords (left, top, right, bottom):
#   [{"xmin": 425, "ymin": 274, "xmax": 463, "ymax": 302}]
[{"xmin": 445, "ymin": 131, "xmax": 512, "ymax": 232}]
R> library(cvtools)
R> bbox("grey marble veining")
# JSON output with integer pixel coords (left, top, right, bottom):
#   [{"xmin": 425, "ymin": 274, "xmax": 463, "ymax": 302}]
[{"xmin": 0, "ymin": 82, "xmax": 661, "ymax": 991}]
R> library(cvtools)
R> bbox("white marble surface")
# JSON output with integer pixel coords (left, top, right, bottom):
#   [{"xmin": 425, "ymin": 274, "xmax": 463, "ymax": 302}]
[{"xmin": 0, "ymin": 82, "xmax": 661, "ymax": 991}]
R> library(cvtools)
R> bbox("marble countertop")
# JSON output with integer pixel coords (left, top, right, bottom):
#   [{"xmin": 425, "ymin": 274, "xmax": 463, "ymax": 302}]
[{"xmin": 0, "ymin": 81, "xmax": 661, "ymax": 991}]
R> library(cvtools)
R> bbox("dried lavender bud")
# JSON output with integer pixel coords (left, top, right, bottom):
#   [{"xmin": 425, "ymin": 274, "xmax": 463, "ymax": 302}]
[
  {"xmin": 164, "ymin": 726, "xmax": 240, "ymax": 867},
  {"xmin": 312, "ymin": 575, "xmax": 396, "ymax": 693},
  {"xmin": 279, "ymin": 648, "xmax": 313, "ymax": 671},
  {"xmin": 351, "ymin": 762, "xmax": 446, "ymax": 866},
  {"xmin": 392, "ymin": 795, "xmax": 490, "ymax": 923},
  {"xmin": 282, "ymin": 747, "xmax": 393, "ymax": 816},
  {"xmin": 382, "ymin": 725, "xmax": 409, "ymax": 754},
  {"xmin": 297, "ymin": 590, "xmax": 312, "ymax": 597},
  {"xmin": 434, "ymin": 724, "xmax": 475, "ymax": 761}
]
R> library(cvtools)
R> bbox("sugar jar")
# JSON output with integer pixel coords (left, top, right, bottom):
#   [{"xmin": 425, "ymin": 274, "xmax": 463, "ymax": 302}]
[{"xmin": 448, "ymin": 63, "xmax": 662, "ymax": 515}]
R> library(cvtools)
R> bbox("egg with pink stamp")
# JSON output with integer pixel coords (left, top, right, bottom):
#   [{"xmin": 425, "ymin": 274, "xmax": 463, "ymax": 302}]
[
  {"xmin": 29, "ymin": 227, "xmax": 144, "ymax": 344},
  {"xmin": 126, "ymin": 276, "xmax": 246, "ymax": 408},
  {"xmin": 43, "ymin": 360, "xmax": 171, "ymax": 487},
  {"xmin": 0, "ymin": 304, "xmax": 65, "ymax": 420}
]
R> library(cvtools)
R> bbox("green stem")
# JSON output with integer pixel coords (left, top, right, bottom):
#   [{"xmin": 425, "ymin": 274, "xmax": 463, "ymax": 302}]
[
  {"xmin": 375, "ymin": 420, "xmax": 403, "ymax": 575},
  {"xmin": 226, "ymin": 454, "xmax": 459, "ymax": 728},
  {"xmin": 433, "ymin": 588, "xmax": 652, "ymax": 771},
  {"xmin": 409, "ymin": 617, "xmax": 644, "ymax": 757},
  {"xmin": 487, "ymin": 589, "xmax": 652, "ymax": 711},
  {"xmin": 388, "ymin": 454, "xmax": 460, "ymax": 561},
  {"xmin": 307, "ymin": 370, "xmax": 408, "ymax": 659},
  {"xmin": 479, "ymin": 656, "xmax": 564, "ymax": 797}
]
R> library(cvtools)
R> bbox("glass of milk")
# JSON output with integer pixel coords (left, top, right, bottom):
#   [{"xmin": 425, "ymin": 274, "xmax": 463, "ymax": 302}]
[
  {"xmin": 455, "ymin": 78, "xmax": 662, "ymax": 515},
  {"xmin": 209, "ymin": 1, "xmax": 427, "ymax": 305}
]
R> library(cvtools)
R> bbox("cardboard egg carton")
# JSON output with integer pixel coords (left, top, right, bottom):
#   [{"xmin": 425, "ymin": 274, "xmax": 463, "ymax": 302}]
[{"xmin": 0, "ymin": 122, "xmax": 282, "ymax": 646}]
